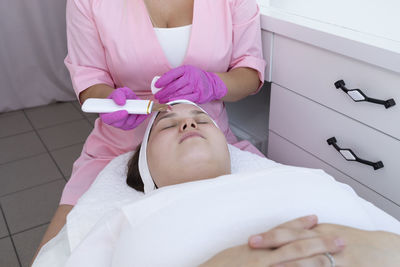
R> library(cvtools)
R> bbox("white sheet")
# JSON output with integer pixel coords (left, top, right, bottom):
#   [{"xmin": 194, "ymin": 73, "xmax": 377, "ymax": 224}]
[
  {"xmin": 64, "ymin": 166, "xmax": 400, "ymax": 267},
  {"xmin": 33, "ymin": 145, "xmax": 400, "ymax": 267},
  {"xmin": 32, "ymin": 226, "xmax": 70, "ymax": 267},
  {"xmin": 33, "ymin": 145, "xmax": 279, "ymax": 266}
]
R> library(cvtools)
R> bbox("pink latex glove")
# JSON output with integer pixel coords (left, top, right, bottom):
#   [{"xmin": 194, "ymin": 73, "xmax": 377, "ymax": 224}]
[
  {"xmin": 99, "ymin": 87, "xmax": 148, "ymax": 130},
  {"xmin": 154, "ymin": 65, "xmax": 228, "ymax": 104}
]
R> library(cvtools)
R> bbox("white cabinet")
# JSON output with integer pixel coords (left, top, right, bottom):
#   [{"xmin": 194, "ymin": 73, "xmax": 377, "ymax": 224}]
[
  {"xmin": 272, "ymin": 35, "xmax": 400, "ymax": 139},
  {"xmin": 270, "ymin": 82, "xmax": 400, "ymax": 205},
  {"xmin": 268, "ymin": 130, "xmax": 400, "ymax": 220},
  {"xmin": 263, "ymin": 32, "xmax": 400, "ymax": 219}
]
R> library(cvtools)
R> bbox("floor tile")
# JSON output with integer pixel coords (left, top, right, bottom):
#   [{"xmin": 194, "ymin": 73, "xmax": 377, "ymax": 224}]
[
  {"xmin": 0, "ymin": 154, "xmax": 62, "ymax": 197},
  {"xmin": 25, "ymin": 102, "xmax": 83, "ymax": 129},
  {"xmin": 0, "ymin": 132, "xmax": 46, "ymax": 164},
  {"xmin": 72, "ymin": 99, "xmax": 100, "ymax": 126},
  {"xmin": 51, "ymin": 143, "xmax": 84, "ymax": 177},
  {"xmin": 0, "ymin": 110, "xmax": 23, "ymax": 118},
  {"xmin": 0, "ymin": 237, "xmax": 20, "ymax": 267},
  {"xmin": 85, "ymin": 111, "xmax": 99, "ymax": 119},
  {"xmin": 0, "ymin": 209, "xmax": 8, "ymax": 238},
  {"xmin": 37, "ymin": 119, "xmax": 92, "ymax": 151},
  {"xmin": 87, "ymin": 116, "xmax": 98, "ymax": 126},
  {"xmin": 0, "ymin": 112, "xmax": 32, "ymax": 138},
  {"xmin": 71, "ymin": 100, "xmax": 98, "ymax": 118},
  {"xmin": 1, "ymin": 180, "xmax": 65, "ymax": 234},
  {"xmin": 71, "ymin": 100, "xmax": 81, "ymax": 111},
  {"xmin": 13, "ymin": 224, "xmax": 48, "ymax": 267}
]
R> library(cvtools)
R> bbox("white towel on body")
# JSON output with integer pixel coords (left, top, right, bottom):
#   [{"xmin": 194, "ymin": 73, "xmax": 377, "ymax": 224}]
[{"xmin": 64, "ymin": 165, "xmax": 400, "ymax": 267}]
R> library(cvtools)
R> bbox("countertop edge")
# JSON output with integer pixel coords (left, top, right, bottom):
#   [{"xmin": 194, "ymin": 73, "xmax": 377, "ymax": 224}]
[{"xmin": 259, "ymin": 6, "xmax": 400, "ymax": 74}]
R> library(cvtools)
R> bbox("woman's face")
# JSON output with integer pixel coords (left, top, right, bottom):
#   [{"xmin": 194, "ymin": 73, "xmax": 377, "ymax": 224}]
[{"xmin": 147, "ymin": 104, "xmax": 231, "ymax": 188}]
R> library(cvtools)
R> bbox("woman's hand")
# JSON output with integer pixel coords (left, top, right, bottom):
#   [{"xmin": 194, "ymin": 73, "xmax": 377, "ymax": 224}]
[
  {"xmin": 199, "ymin": 215, "xmax": 341, "ymax": 267},
  {"xmin": 99, "ymin": 87, "xmax": 148, "ymax": 130},
  {"xmin": 249, "ymin": 216, "xmax": 400, "ymax": 267},
  {"xmin": 154, "ymin": 65, "xmax": 227, "ymax": 104},
  {"xmin": 198, "ymin": 243, "xmax": 275, "ymax": 267}
]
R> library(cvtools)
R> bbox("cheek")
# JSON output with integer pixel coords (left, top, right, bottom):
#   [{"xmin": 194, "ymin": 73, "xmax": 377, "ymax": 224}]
[
  {"xmin": 147, "ymin": 133, "xmax": 176, "ymax": 183},
  {"xmin": 148, "ymin": 137, "xmax": 169, "ymax": 166},
  {"xmin": 207, "ymin": 128, "xmax": 227, "ymax": 148},
  {"xmin": 210, "ymin": 130, "xmax": 230, "ymax": 159},
  {"xmin": 218, "ymin": 135, "xmax": 229, "ymax": 153},
  {"xmin": 147, "ymin": 130, "xmax": 174, "ymax": 154}
]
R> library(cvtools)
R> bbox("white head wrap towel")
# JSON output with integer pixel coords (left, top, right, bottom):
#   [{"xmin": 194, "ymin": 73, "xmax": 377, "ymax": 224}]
[{"xmin": 138, "ymin": 100, "xmax": 218, "ymax": 194}]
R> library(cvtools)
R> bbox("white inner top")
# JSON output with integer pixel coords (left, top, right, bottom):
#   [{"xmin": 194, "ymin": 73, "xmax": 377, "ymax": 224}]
[{"xmin": 154, "ymin": 24, "xmax": 192, "ymax": 68}]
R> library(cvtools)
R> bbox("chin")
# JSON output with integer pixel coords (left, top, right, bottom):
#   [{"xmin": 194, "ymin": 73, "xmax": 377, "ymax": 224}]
[
  {"xmin": 178, "ymin": 167, "xmax": 224, "ymax": 184},
  {"xmin": 179, "ymin": 138, "xmax": 209, "ymax": 152},
  {"xmin": 179, "ymin": 147, "xmax": 213, "ymax": 164},
  {"xmin": 179, "ymin": 157, "xmax": 229, "ymax": 183}
]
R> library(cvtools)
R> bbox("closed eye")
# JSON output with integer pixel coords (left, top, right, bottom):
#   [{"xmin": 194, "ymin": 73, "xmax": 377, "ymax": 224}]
[
  {"xmin": 195, "ymin": 114, "xmax": 212, "ymax": 125},
  {"xmin": 161, "ymin": 124, "xmax": 177, "ymax": 130}
]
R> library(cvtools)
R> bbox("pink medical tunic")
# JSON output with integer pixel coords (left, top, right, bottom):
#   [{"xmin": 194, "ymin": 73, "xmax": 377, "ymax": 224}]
[{"xmin": 62, "ymin": 0, "xmax": 266, "ymax": 205}]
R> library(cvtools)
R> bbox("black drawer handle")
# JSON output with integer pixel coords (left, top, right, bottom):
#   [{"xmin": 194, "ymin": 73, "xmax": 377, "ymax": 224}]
[
  {"xmin": 334, "ymin": 80, "xmax": 396, "ymax": 109},
  {"xmin": 327, "ymin": 137, "xmax": 384, "ymax": 170}
]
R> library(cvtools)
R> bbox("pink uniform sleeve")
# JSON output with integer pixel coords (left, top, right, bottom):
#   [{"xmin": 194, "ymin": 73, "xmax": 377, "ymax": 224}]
[
  {"xmin": 229, "ymin": 0, "xmax": 266, "ymax": 92},
  {"xmin": 64, "ymin": 0, "xmax": 115, "ymax": 101}
]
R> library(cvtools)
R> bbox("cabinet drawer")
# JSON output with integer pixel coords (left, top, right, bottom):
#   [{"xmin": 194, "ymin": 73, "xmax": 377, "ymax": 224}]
[
  {"xmin": 272, "ymin": 34, "xmax": 400, "ymax": 139},
  {"xmin": 269, "ymin": 83, "xmax": 400, "ymax": 205},
  {"xmin": 267, "ymin": 130, "xmax": 400, "ymax": 221}
]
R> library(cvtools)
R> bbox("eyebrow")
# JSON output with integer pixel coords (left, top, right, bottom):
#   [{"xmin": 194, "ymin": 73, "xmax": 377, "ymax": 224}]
[{"xmin": 156, "ymin": 110, "xmax": 207, "ymax": 123}]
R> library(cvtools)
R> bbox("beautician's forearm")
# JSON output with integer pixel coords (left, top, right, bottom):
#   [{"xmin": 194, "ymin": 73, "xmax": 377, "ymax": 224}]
[
  {"xmin": 31, "ymin": 204, "xmax": 73, "ymax": 266},
  {"xmin": 79, "ymin": 83, "xmax": 115, "ymax": 104},
  {"xmin": 216, "ymin": 67, "xmax": 261, "ymax": 102},
  {"xmin": 79, "ymin": 68, "xmax": 260, "ymax": 104}
]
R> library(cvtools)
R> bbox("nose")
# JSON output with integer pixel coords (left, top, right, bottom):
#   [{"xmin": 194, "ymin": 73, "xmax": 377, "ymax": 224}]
[{"xmin": 179, "ymin": 118, "xmax": 198, "ymax": 132}]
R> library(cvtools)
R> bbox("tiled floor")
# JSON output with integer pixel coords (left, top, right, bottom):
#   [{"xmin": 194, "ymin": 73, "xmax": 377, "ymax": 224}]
[{"xmin": 0, "ymin": 101, "xmax": 96, "ymax": 267}]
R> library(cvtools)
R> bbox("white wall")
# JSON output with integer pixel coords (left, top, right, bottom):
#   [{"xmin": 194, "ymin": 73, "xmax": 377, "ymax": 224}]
[{"xmin": 0, "ymin": 0, "xmax": 75, "ymax": 112}]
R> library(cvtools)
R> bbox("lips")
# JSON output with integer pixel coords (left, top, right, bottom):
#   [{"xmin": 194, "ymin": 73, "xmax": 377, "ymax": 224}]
[{"xmin": 179, "ymin": 132, "xmax": 204, "ymax": 144}]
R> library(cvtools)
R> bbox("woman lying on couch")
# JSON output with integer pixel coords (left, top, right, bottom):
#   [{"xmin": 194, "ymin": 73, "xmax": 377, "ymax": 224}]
[{"xmin": 65, "ymin": 100, "xmax": 400, "ymax": 267}]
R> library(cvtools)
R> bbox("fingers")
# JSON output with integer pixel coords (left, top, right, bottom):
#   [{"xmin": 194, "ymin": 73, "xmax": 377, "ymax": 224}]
[
  {"xmin": 278, "ymin": 215, "xmax": 319, "ymax": 229},
  {"xmin": 121, "ymin": 114, "xmax": 148, "ymax": 130},
  {"xmin": 271, "ymin": 253, "xmax": 336, "ymax": 267},
  {"xmin": 268, "ymin": 235, "xmax": 345, "ymax": 264},
  {"xmin": 100, "ymin": 111, "xmax": 147, "ymax": 130},
  {"xmin": 100, "ymin": 110, "xmax": 128, "ymax": 125},
  {"xmin": 101, "ymin": 87, "xmax": 147, "ymax": 130},
  {"xmin": 110, "ymin": 89, "xmax": 126, "ymax": 105},
  {"xmin": 119, "ymin": 87, "xmax": 138, "ymax": 100},
  {"xmin": 124, "ymin": 114, "xmax": 140, "ymax": 129},
  {"xmin": 155, "ymin": 66, "xmax": 186, "ymax": 88},
  {"xmin": 155, "ymin": 78, "xmax": 190, "ymax": 100},
  {"xmin": 110, "ymin": 87, "xmax": 138, "ymax": 105},
  {"xmin": 250, "ymin": 227, "xmax": 319, "ymax": 249},
  {"xmin": 249, "ymin": 215, "xmax": 318, "ymax": 248},
  {"xmin": 168, "ymin": 92, "xmax": 200, "ymax": 103},
  {"xmin": 157, "ymin": 85, "xmax": 197, "ymax": 103},
  {"xmin": 247, "ymin": 216, "xmax": 346, "ymax": 266}
]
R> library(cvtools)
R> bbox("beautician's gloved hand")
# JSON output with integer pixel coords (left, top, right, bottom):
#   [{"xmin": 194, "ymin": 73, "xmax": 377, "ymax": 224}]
[
  {"xmin": 154, "ymin": 65, "xmax": 228, "ymax": 104},
  {"xmin": 99, "ymin": 87, "xmax": 148, "ymax": 130}
]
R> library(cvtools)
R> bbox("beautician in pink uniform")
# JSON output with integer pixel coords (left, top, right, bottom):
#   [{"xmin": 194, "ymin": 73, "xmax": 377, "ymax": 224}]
[{"xmin": 33, "ymin": 0, "xmax": 265, "ymax": 260}]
